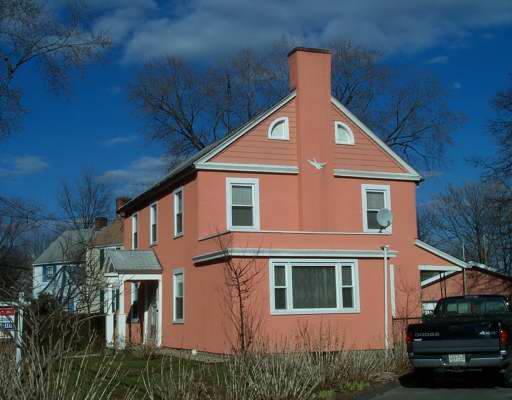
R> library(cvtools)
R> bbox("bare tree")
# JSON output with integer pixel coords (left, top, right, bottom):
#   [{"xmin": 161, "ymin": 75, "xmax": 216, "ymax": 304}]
[
  {"xmin": 130, "ymin": 40, "xmax": 460, "ymax": 169},
  {"xmin": 0, "ymin": 196, "xmax": 41, "ymax": 296},
  {"xmin": 56, "ymin": 170, "xmax": 113, "ymax": 314},
  {"xmin": 487, "ymin": 75, "xmax": 512, "ymax": 178},
  {"xmin": 0, "ymin": 0, "xmax": 111, "ymax": 139},
  {"xmin": 420, "ymin": 180, "xmax": 512, "ymax": 273},
  {"xmin": 215, "ymin": 234, "xmax": 263, "ymax": 353}
]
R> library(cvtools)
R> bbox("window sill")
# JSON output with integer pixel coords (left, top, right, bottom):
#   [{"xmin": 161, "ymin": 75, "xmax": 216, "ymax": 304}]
[
  {"xmin": 363, "ymin": 229, "xmax": 392, "ymax": 235},
  {"xmin": 172, "ymin": 320, "xmax": 184, "ymax": 325},
  {"xmin": 150, "ymin": 242, "xmax": 158, "ymax": 247},
  {"xmin": 173, "ymin": 233, "xmax": 184, "ymax": 239},
  {"xmin": 271, "ymin": 308, "xmax": 360, "ymax": 316},
  {"xmin": 229, "ymin": 227, "xmax": 260, "ymax": 232}
]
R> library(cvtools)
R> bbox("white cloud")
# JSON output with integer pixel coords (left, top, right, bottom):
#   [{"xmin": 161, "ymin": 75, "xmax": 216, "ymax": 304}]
[
  {"xmin": 427, "ymin": 55, "xmax": 449, "ymax": 64},
  {"xmin": 98, "ymin": 155, "xmax": 171, "ymax": 195},
  {"xmin": 0, "ymin": 156, "xmax": 48, "ymax": 177},
  {"xmin": 103, "ymin": 135, "xmax": 137, "ymax": 146},
  {"xmin": 84, "ymin": 0, "xmax": 512, "ymax": 62},
  {"xmin": 453, "ymin": 81, "xmax": 462, "ymax": 89}
]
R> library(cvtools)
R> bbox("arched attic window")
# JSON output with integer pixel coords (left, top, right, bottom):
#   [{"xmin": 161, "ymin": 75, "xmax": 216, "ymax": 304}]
[
  {"xmin": 267, "ymin": 117, "xmax": 289, "ymax": 140},
  {"xmin": 334, "ymin": 121, "xmax": 355, "ymax": 145}
]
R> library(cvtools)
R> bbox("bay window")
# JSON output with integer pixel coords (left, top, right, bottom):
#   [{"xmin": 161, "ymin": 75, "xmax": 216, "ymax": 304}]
[{"xmin": 270, "ymin": 260, "xmax": 359, "ymax": 314}]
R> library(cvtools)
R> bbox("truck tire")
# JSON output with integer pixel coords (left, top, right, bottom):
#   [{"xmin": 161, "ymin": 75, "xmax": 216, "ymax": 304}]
[{"xmin": 503, "ymin": 366, "xmax": 512, "ymax": 387}]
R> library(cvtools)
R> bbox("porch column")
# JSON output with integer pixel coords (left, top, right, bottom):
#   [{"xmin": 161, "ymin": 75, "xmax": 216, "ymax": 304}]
[
  {"xmin": 105, "ymin": 285, "xmax": 114, "ymax": 347},
  {"xmin": 116, "ymin": 281, "xmax": 126, "ymax": 350}
]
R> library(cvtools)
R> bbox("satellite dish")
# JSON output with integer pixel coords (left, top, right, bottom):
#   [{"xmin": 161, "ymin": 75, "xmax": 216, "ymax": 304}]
[{"xmin": 376, "ymin": 208, "xmax": 393, "ymax": 229}]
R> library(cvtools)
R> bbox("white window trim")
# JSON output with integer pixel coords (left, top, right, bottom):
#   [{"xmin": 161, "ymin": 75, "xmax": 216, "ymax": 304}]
[
  {"xmin": 173, "ymin": 187, "xmax": 184, "ymax": 238},
  {"xmin": 131, "ymin": 213, "xmax": 138, "ymax": 249},
  {"xmin": 267, "ymin": 117, "xmax": 290, "ymax": 140},
  {"xmin": 226, "ymin": 177, "xmax": 260, "ymax": 231},
  {"xmin": 361, "ymin": 184, "xmax": 391, "ymax": 233},
  {"xmin": 269, "ymin": 259, "xmax": 360, "ymax": 315},
  {"xmin": 173, "ymin": 268, "xmax": 184, "ymax": 324},
  {"xmin": 334, "ymin": 121, "xmax": 355, "ymax": 145},
  {"xmin": 149, "ymin": 202, "xmax": 158, "ymax": 245}
]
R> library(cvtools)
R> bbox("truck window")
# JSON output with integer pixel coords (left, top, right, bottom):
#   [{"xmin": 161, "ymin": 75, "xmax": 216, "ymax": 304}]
[{"xmin": 436, "ymin": 297, "xmax": 509, "ymax": 316}]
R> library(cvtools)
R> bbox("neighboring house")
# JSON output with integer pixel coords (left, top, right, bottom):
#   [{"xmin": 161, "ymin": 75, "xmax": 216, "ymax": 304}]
[
  {"xmin": 33, "ymin": 210, "xmax": 125, "ymax": 313},
  {"xmin": 32, "ymin": 228, "xmax": 95, "ymax": 312},
  {"xmin": 421, "ymin": 263, "xmax": 512, "ymax": 314},
  {"xmin": 104, "ymin": 47, "xmax": 468, "ymax": 353}
]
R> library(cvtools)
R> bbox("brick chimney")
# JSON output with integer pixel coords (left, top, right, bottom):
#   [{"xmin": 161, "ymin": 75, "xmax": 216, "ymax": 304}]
[
  {"xmin": 94, "ymin": 217, "xmax": 108, "ymax": 230},
  {"xmin": 116, "ymin": 197, "xmax": 131, "ymax": 212},
  {"xmin": 288, "ymin": 47, "xmax": 333, "ymax": 231}
]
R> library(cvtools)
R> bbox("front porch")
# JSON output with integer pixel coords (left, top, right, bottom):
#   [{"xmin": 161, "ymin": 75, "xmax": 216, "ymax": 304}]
[{"xmin": 104, "ymin": 250, "xmax": 162, "ymax": 349}]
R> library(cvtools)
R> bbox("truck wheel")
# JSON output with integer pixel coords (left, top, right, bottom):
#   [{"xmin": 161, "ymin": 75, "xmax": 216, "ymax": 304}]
[{"xmin": 503, "ymin": 366, "xmax": 512, "ymax": 387}]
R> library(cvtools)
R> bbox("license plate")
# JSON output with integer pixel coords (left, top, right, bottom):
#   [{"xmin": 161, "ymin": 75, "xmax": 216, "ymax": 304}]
[{"xmin": 448, "ymin": 354, "xmax": 466, "ymax": 364}]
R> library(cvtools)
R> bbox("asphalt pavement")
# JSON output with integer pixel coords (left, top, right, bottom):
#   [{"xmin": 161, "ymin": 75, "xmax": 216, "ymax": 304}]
[{"xmin": 369, "ymin": 370, "xmax": 512, "ymax": 400}]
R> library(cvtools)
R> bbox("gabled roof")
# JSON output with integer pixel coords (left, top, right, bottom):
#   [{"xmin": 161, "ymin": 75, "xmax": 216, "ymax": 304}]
[
  {"xmin": 33, "ymin": 229, "xmax": 94, "ymax": 266},
  {"xmin": 105, "ymin": 250, "xmax": 162, "ymax": 273},
  {"xmin": 119, "ymin": 91, "xmax": 422, "ymax": 214}
]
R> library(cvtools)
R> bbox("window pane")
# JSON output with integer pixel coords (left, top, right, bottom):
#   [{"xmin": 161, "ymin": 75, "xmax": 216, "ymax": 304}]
[
  {"xmin": 232, "ymin": 206, "xmax": 253, "ymax": 226},
  {"xmin": 232, "ymin": 186, "xmax": 252, "ymax": 205},
  {"xmin": 292, "ymin": 266, "xmax": 336, "ymax": 309},
  {"xmin": 367, "ymin": 211, "xmax": 379, "ymax": 229},
  {"xmin": 342, "ymin": 266, "xmax": 352, "ymax": 286},
  {"xmin": 275, "ymin": 288, "xmax": 287, "ymax": 310},
  {"xmin": 176, "ymin": 192, "xmax": 183, "ymax": 213},
  {"xmin": 336, "ymin": 125, "xmax": 350, "ymax": 143},
  {"xmin": 342, "ymin": 288, "xmax": 354, "ymax": 308},
  {"xmin": 176, "ymin": 278, "xmax": 183, "ymax": 297},
  {"xmin": 152, "ymin": 224, "xmax": 157, "ymax": 242},
  {"xmin": 367, "ymin": 191, "xmax": 384, "ymax": 209},
  {"xmin": 274, "ymin": 265, "xmax": 286, "ymax": 286},
  {"xmin": 175, "ymin": 298, "xmax": 183, "ymax": 320},
  {"xmin": 271, "ymin": 120, "xmax": 285, "ymax": 138},
  {"xmin": 176, "ymin": 213, "xmax": 183, "ymax": 234}
]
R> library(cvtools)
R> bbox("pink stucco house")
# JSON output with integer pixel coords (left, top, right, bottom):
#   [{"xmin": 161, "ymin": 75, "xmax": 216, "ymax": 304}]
[{"xmin": 103, "ymin": 47, "xmax": 467, "ymax": 353}]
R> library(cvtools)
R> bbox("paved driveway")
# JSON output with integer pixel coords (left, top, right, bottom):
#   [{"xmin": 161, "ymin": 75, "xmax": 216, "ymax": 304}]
[{"xmin": 370, "ymin": 370, "xmax": 512, "ymax": 400}]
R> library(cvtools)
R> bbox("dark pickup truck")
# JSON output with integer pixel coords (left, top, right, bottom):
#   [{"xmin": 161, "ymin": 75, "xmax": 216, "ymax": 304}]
[{"xmin": 407, "ymin": 295, "xmax": 512, "ymax": 381}]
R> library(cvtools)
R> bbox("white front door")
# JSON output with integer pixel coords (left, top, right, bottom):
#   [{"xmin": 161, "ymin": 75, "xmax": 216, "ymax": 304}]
[{"xmin": 145, "ymin": 282, "xmax": 159, "ymax": 345}]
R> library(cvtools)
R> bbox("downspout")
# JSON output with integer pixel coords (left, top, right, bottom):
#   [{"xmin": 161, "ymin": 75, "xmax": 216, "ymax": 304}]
[{"xmin": 382, "ymin": 245, "xmax": 389, "ymax": 351}]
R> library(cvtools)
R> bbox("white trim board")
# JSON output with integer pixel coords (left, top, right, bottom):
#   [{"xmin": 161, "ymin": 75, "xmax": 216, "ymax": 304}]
[
  {"xmin": 193, "ymin": 248, "xmax": 398, "ymax": 264},
  {"xmin": 415, "ymin": 240, "xmax": 468, "ymax": 268},
  {"xmin": 196, "ymin": 162, "xmax": 299, "ymax": 174},
  {"xmin": 334, "ymin": 169, "xmax": 422, "ymax": 182},
  {"xmin": 418, "ymin": 265, "xmax": 462, "ymax": 272},
  {"xmin": 421, "ymin": 271, "xmax": 458, "ymax": 287},
  {"xmin": 196, "ymin": 92, "xmax": 296, "ymax": 164},
  {"xmin": 331, "ymin": 97, "xmax": 422, "ymax": 178}
]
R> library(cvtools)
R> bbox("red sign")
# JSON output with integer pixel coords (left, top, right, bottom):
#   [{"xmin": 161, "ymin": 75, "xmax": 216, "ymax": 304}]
[{"xmin": 0, "ymin": 307, "xmax": 15, "ymax": 316}]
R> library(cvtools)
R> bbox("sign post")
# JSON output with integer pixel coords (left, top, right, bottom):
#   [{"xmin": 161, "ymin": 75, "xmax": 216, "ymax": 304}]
[{"xmin": 15, "ymin": 293, "xmax": 24, "ymax": 371}]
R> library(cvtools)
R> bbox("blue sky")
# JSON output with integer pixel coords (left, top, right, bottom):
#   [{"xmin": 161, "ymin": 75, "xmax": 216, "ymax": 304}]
[{"xmin": 1, "ymin": 0, "xmax": 512, "ymax": 214}]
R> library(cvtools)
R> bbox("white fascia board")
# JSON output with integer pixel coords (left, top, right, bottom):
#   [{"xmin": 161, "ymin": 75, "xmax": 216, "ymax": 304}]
[
  {"xmin": 331, "ymin": 97, "xmax": 422, "ymax": 178},
  {"xmin": 418, "ymin": 265, "xmax": 463, "ymax": 272},
  {"xmin": 334, "ymin": 169, "xmax": 422, "ymax": 182},
  {"xmin": 415, "ymin": 239, "xmax": 468, "ymax": 268},
  {"xmin": 196, "ymin": 92, "xmax": 296, "ymax": 164},
  {"xmin": 196, "ymin": 162, "xmax": 299, "ymax": 174},
  {"xmin": 193, "ymin": 248, "xmax": 398, "ymax": 264}
]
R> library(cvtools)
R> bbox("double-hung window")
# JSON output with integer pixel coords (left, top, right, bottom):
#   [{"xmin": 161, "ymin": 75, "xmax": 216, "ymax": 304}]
[
  {"xmin": 132, "ymin": 213, "xmax": 138, "ymax": 249},
  {"xmin": 362, "ymin": 184, "xmax": 391, "ymax": 233},
  {"xmin": 270, "ymin": 260, "xmax": 359, "ymax": 314},
  {"xmin": 150, "ymin": 203, "xmax": 158, "ymax": 244},
  {"xmin": 173, "ymin": 269, "xmax": 184, "ymax": 323},
  {"xmin": 226, "ymin": 178, "xmax": 260, "ymax": 231},
  {"xmin": 173, "ymin": 188, "xmax": 184, "ymax": 237},
  {"xmin": 42, "ymin": 265, "xmax": 55, "ymax": 282}
]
